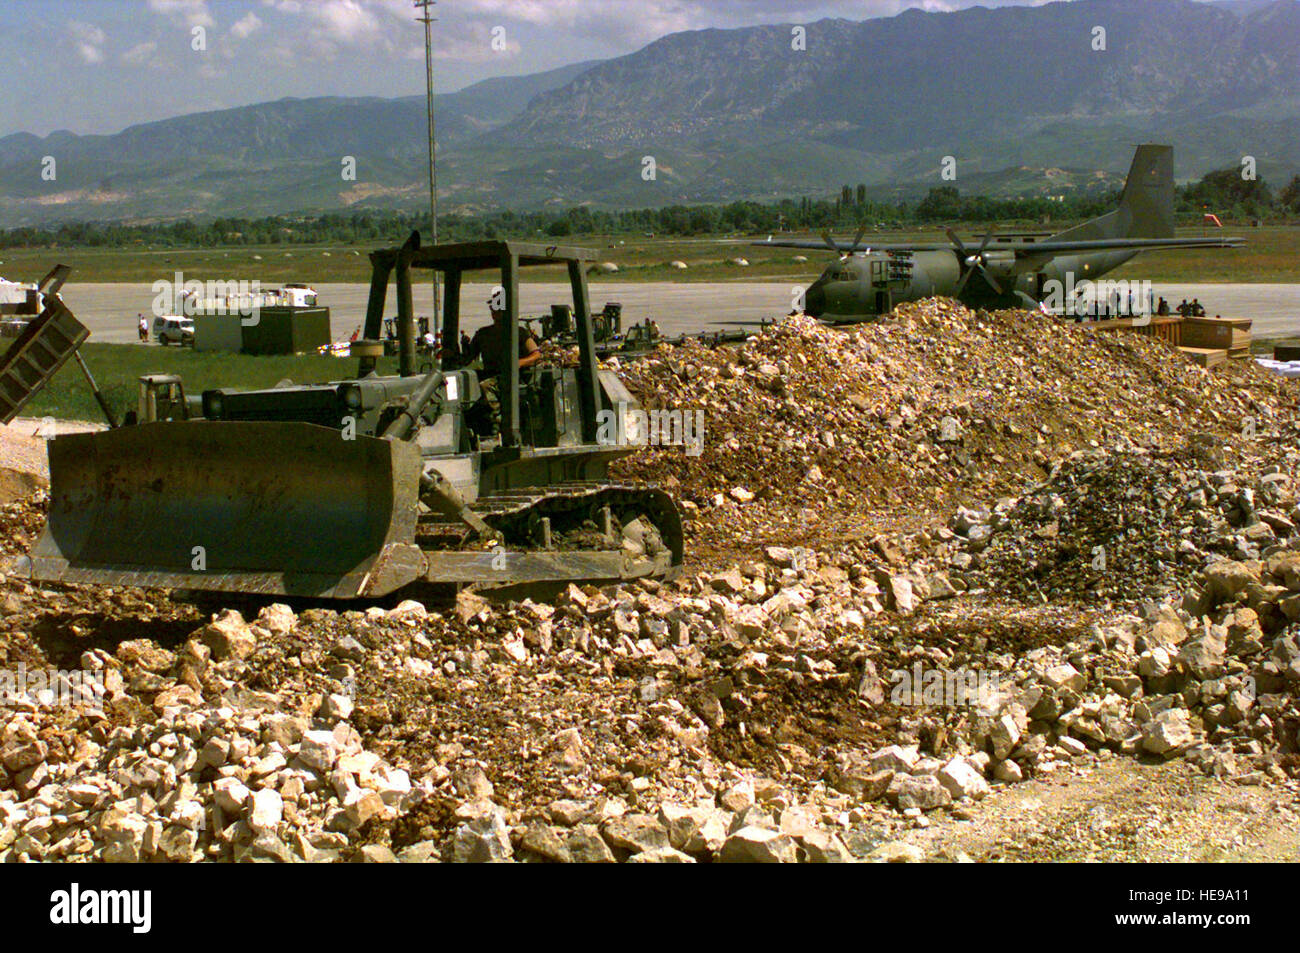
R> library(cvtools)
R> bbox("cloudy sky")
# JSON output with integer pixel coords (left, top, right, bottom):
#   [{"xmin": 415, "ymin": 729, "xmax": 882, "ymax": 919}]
[{"xmin": 0, "ymin": 0, "xmax": 1085, "ymax": 137}]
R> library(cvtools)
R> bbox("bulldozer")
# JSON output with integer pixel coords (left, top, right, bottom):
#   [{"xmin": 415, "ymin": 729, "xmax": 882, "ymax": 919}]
[{"xmin": 27, "ymin": 235, "xmax": 684, "ymax": 600}]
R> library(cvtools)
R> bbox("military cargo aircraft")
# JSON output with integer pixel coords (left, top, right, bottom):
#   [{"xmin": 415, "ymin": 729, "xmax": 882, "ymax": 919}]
[{"xmin": 759, "ymin": 145, "xmax": 1243, "ymax": 322}]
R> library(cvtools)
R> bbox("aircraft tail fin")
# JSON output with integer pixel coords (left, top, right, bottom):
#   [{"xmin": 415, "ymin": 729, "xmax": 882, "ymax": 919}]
[
  {"xmin": 1049, "ymin": 144, "xmax": 1175, "ymax": 243},
  {"xmin": 1116, "ymin": 144, "xmax": 1175, "ymax": 238}
]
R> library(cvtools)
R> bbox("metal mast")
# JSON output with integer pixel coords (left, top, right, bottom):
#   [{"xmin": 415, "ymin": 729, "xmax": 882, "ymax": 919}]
[{"xmin": 414, "ymin": 0, "xmax": 439, "ymax": 323}]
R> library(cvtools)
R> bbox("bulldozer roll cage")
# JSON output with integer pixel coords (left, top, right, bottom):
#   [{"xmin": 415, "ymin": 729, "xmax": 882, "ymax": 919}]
[
  {"xmin": 26, "ymin": 235, "xmax": 684, "ymax": 600},
  {"xmin": 359, "ymin": 234, "xmax": 602, "ymax": 450}
]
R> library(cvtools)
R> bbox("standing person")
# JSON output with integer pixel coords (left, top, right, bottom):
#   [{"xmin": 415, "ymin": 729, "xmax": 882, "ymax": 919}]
[{"xmin": 137, "ymin": 313, "xmax": 148, "ymax": 342}]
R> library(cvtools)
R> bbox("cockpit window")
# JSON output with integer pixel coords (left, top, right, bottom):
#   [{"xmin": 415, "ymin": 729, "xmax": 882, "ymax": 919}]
[{"xmin": 831, "ymin": 269, "xmax": 857, "ymax": 282}]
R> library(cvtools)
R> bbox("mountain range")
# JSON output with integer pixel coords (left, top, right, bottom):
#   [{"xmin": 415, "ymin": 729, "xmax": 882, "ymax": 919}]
[{"xmin": 1, "ymin": 0, "xmax": 1298, "ymax": 225}]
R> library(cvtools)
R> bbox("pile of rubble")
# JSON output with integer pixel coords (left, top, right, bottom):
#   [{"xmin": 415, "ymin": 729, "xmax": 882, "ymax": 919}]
[
  {"xmin": 938, "ymin": 551, "xmax": 1300, "ymax": 789},
  {"xmin": 0, "ymin": 600, "xmax": 427, "ymax": 862},
  {"xmin": 950, "ymin": 449, "xmax": 1300, "ymax": 605},
  {"xmin": 3, "ymin": 521, "xmax": 1295, "ymax": 862},
  {"xmin": 0, "ymin": 498, "xmax": 44, "ymax": 561},
  {"xmin": 613, "ymin": 302, "xmax": 1296, "ymax": 556},
  {"xmin": 2, "ymin": 301, "xmax": 1299, "ymax": 862}
]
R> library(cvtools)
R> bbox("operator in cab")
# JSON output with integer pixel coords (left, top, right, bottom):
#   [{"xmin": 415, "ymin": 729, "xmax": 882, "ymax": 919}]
[
  {"xmin": 462, "ymin": 298, "xmax": 543, "ymax": 438},
  {"xmin": 464, "ymin": 299, "xmax": 542, "ymax": 379}
]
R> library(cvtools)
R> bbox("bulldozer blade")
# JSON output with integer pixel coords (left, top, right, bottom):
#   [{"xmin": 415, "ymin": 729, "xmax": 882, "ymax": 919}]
[{"xmin": 30, "ymin": 421, "xmax": 427, "ymax": 599}]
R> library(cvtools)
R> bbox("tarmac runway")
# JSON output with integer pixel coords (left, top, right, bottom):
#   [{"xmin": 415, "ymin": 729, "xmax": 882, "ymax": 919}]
[{"xmin": 56, "ymin": 280, "xmax": 1300, "ymax": 345}]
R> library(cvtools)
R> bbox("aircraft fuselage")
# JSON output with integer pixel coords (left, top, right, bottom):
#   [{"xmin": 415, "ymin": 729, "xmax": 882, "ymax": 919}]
[{"xmin": 803, "ymin": 247, "xmax": 1139, "ymax": 322}]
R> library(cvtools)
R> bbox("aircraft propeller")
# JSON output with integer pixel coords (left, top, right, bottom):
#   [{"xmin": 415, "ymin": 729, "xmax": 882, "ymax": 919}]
[
  {"xmin": 946, "ymin": 227, "xmax": 1003, "ymax": 295},
  {"xmin": 821, "ymin": 224, "xmax": 869, "ymax": 259}
]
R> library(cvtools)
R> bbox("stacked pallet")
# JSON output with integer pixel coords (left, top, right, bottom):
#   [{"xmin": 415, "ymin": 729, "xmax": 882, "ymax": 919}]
[{"xmin": 1179, "ymin": 347, "xmax": 1229, "ymax": 369}]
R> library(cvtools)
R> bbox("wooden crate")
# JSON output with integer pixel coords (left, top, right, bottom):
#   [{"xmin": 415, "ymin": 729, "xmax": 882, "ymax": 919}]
[
  {"xmin": 1181, "ymin": 316, "xmax": 1251, "ymax": 352},
  {"xmin": 1091, "ymin": 315, "xmax": 1184, "ymax": 345}
]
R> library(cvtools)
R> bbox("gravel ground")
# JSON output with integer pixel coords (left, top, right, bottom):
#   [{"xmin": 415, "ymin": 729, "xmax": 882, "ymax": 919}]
[
  {"xmin": 0, "ymin": 425, "xmax": 47, "ymax": 479},
  {"xmin": 906, "ymin": 756, "xmax": 1300, "ymax": 862}
]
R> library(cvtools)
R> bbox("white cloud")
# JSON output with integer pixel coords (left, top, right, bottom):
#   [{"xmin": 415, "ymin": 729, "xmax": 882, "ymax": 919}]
[
  {"xmin": 148, "ymin": 0, "xmax": 215, "ymax": 29},
  {"xmin": 316, "ymin": 0, "xmax": 385, "ymax": 38},
  {"xmin": 409, "ymin": 1, "xmax": 1060, "ymax": 49},
  {"xmin": 253, "ymin": 0, "xmax": 992, "ymax": 67},
  {"xmin": 120, "ymin": 41, "xmax": 160, "ymax": 66},
  {"xmin": 69, "ymin": 20, "xmax": 107, "ymax": 64},
  {"xmin": 272, "ymin": 0, "xmax": 488, "ymax": 62},
  {"xmin": 260, "ymin": 0, "xmax": 395, "ymax": 58},
  {"xmin": 230, "ymin": 12, "xmax": 264, "ymax": 40}
]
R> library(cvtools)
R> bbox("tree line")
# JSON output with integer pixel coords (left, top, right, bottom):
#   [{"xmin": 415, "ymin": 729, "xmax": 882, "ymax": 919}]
[{"xmin": 2, "ymin": 168, "xmax": 1295, "ymax": 250}]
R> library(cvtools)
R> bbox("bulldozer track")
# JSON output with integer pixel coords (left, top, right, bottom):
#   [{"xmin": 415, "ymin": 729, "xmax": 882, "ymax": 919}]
[{"xmin": 419, "ymin": 482, "xmax": 684, "ymax": 563}]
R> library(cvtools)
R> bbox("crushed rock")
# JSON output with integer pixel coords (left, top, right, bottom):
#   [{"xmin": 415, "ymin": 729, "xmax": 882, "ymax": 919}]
[{"xmin": 2, "ymin": 299, "xmax": 1300, "ymax": 862}]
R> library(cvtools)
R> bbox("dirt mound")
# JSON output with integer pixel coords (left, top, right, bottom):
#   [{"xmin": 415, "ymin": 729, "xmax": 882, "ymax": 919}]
[
  {"xmin": 612, "ymin": 301, "xmax": 1297, "ymax": 560},
  {"xmin": 0, "ymin": 469, "xmax": 44, "ymax": 504},
  {"xmin": 0, "ymin": 425, "xmax": 48, "ymax": 502}
]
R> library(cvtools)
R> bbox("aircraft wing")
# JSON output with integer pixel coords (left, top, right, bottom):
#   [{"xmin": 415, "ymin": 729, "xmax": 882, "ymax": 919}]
[
  {"xmin": 756, "ymin": 236, "xmax": 1245, "ymax": 255},
  {"xmin": 999, "ymin": 236, "xmax": 1245, "ymax": 255},
  {"xmin": 757, "ymin": 237, "xmax": 882, "ymax": 251}
]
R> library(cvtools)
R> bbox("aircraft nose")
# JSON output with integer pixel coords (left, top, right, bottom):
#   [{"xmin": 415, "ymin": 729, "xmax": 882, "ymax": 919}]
[{"xmin": 802, "ymin": 281, "xmax": 826, "ymax": 317}]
